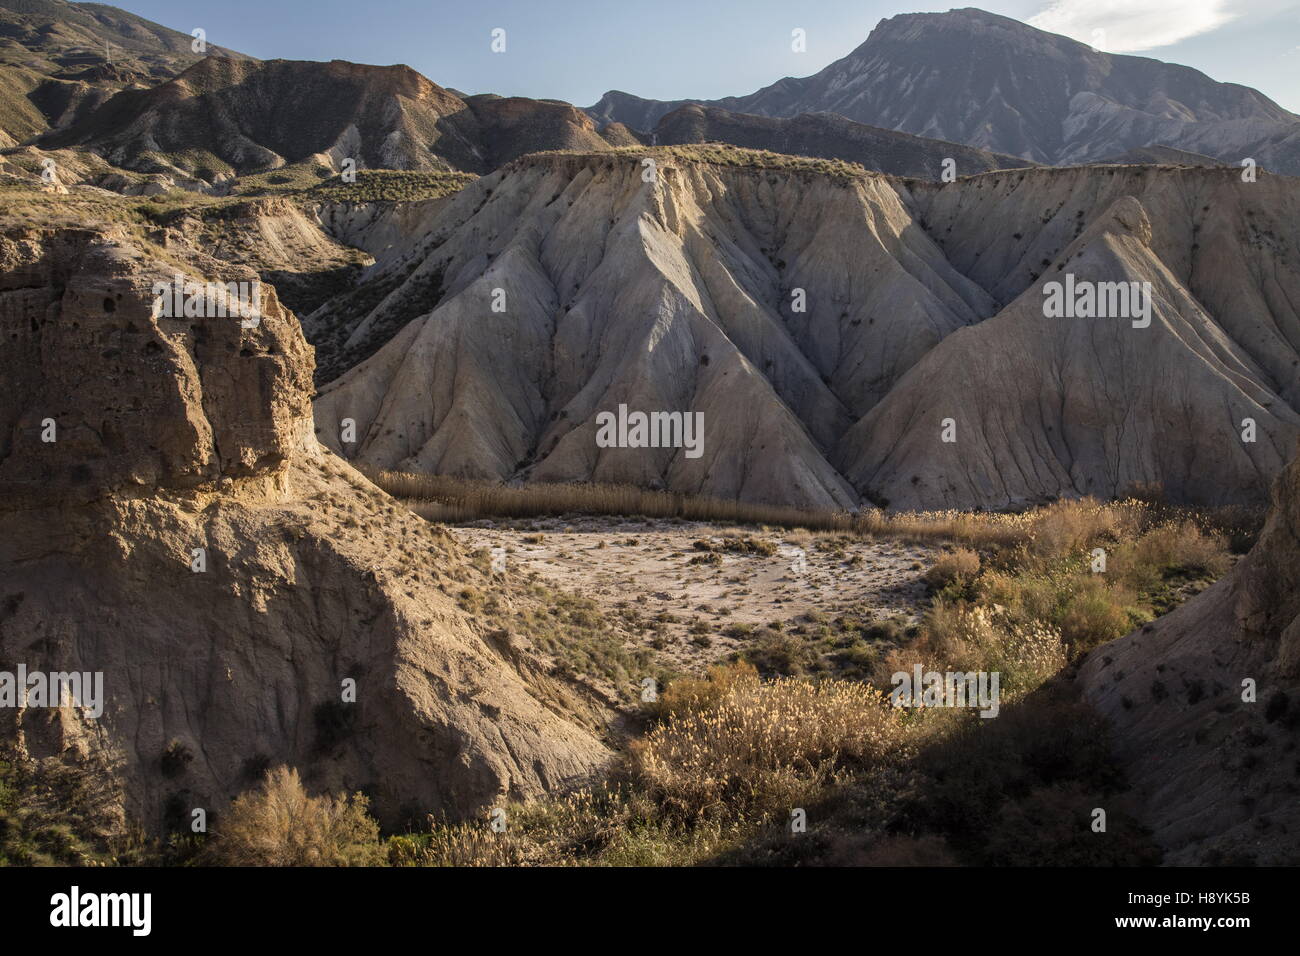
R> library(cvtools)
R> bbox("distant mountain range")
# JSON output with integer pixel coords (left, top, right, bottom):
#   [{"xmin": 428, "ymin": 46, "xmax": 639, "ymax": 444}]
[
  {"xmin": 8, "ymin": 2, "xmax": 1294, "ymax": 185},
  {"xmin": 38, "ymin": 55, "xmax": 617, "ymax": 180},
  {"xmin": 587, "ymin": 7, "xmax": 1300, "ymax": 175}
]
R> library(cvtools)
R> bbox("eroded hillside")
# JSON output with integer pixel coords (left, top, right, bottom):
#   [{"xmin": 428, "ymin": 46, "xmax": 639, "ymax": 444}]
[
  {"xmin": 0, "ymin": 219, "xmax": 616, "ymax": 835},
  {"xmin": 304, "ymin": 149, "xmax": 1300, "ymax": 512}
]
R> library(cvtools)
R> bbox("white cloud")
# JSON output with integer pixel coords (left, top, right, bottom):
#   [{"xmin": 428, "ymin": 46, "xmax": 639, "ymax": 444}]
[{"xmin": 1028, "ymin": 0, "xmax": 1239, "ymax": 52}]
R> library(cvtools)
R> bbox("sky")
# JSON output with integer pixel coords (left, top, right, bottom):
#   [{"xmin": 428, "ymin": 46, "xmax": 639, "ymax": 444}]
[{"xmin": 116, "ymin": 0, "xmax": 1300, "ymax": 111}]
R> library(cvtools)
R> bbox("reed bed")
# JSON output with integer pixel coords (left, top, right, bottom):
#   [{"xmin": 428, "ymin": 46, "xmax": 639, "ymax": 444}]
[{"xmin": 360, "ymin": 466, "xmax": 1263, "ymax": 552}]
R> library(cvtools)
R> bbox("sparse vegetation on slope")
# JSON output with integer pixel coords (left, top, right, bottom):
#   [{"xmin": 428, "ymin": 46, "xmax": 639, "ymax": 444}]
[
  {"xmin": 533, "ymin": 143, "xmax": 872, "ymax": 180},
  {"xmin": 0, "ymin": 754, "xmax": 144, "ymax": 866},
  {"xmin": 309, "ymin": 169, "xmax": 477, "ymax": 203}
]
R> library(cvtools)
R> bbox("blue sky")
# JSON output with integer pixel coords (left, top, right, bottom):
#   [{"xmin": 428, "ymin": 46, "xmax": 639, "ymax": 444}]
[{"xmin": 118, "ymin": 0, "xmax": 1300, "ymax": 111}]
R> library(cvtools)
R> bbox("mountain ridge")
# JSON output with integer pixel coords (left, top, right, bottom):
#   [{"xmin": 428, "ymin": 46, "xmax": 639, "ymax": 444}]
[{"xmin": 586, "ymin": 8, "xmax": 1300, "ymax": 174}]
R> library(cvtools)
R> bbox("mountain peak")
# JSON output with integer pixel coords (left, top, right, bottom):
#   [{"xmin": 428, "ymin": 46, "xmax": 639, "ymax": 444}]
[{"xmin": 587, "ymin": 6, "xmax": 1300, "ymax": 170}]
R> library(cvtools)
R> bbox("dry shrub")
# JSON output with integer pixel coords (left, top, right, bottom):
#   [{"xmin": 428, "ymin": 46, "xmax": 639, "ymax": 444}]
[
  {"xmin": 741, "ymin": 630, "xmax": 827, "ymax": 677},
  {"xmin": 651, "ymin": 660, "xmax": 760, "ymax": 722},
  {"xmin": 631, "ymin": 663, "xmax": 901, "ymax": 816},
  {"xmin": 388, "ymin": 791, "xmax": 617, "ymax": 867},
  {"xmin": 924, "ymin": 548, "xmax": 980, "ymax": 589},
  {"xmin": 783, "ymin": 528, "xmax": 814, "ymax": 549},
  {"xmin": 204, "ymin": 766, "xmax": 382, "ymax": 866},
  {"xmin": 1117, "ymin": 521, "xmax": 1230, "ymax": 581},
  {"xmin": 1023, "ymin": 497, "xmax": 1136, "ymax": 561},
  {"xmin": 974, "ymin": 568, "xmax": 1137, "ymax": 655},
  {"xmin": 976, "ymin": 567, "xmax": 1064, "ymax": 621},
  {"xmin": 1056, "ymin": 576, "xmax": 1137, "ymax": 650},
  {"xmin": 389, "ymin": 822, "xmax": 526, "ymax": 867},
  {"xmin": 887, "ymin": 602, "xmax": 1067, "ymax": 697}
]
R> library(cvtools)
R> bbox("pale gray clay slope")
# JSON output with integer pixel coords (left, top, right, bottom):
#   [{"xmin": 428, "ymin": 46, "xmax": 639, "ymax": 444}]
[
  {"xmin": 844, "ymin": 167, "xmax": 1300, "ymax": 508},
  {"xmin": 308, "ymin": 152, "xmax": 1300, "ymax": 511},
  {"xmin": 311, "ymin": 152, "xmax": 997, "ymax": 510}
]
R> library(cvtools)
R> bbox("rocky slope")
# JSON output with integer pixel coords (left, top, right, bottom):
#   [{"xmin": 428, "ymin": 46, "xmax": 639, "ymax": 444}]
[
  {"xmin": 587, "ymin": 8, "xmax": 1300, "ymax": 174},
  {"xmin": 0, "ymin": 220, "xmax": 612, "ymax": 833},
  {"xmin": 1080, "ymin": 444, "xmax": 1300, "ymax": 864},
  {"xmin": 1092, "ymin": 146, "xmax": 1224, "ymax": 168},
  {"xmin": 38, "ymin": 56, "xmax": 615, "ymax": 183},
  {"xmin": 305, "ymin": 150, "xmax": 1300, "ymax": 511}
]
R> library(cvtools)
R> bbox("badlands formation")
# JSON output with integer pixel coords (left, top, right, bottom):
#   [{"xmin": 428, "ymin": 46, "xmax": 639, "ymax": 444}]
[
  {"xmin": 0, "ymin": 222, "xmax": 610, "ymax": 830},
  {"xmin": 0, "ymin": 1, "xmax": 1297, "ymax": 865},
  {"xmin": 308, "ymin": 151, "xmax": 1300, "ymax": 511}
]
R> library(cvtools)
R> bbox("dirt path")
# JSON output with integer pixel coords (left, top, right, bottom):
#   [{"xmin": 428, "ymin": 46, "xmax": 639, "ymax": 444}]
[{"xmin": 454, "ymin": 516, "xmax": 944, "ymax": 673}]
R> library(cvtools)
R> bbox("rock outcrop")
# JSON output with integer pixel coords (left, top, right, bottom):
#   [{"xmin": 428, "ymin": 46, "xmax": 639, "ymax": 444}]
[
  {"xmin": 1079, "ymin": 444, "xmax": 1300, "ymax": 864},
  {"xmin": 0, "ymin": 223, "xmax": 611, "ymax": 833}
]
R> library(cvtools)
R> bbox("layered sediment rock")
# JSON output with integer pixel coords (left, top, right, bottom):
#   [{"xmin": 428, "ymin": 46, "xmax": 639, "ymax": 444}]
[{"xmin": 0, "ymin": 224, "xmax": 610, "ymax": 832}]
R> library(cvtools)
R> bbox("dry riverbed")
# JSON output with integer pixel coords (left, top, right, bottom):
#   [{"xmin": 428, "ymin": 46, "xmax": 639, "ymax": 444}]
[{"xmin": 454, "ymin": 515, "xmax": 944, "ymax": 674}]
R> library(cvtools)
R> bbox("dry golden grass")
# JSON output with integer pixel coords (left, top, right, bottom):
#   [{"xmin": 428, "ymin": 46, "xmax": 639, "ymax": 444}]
[
  {"xmin": 650, "ymin": 660, "xmax": 762, "ymax": 722},
  {"xmin": 630, "ymin": 662, "xmax": 902, "ymax": 817},
  {"xmin": 203, "ymin": 766, "xmax": 382, "ymax": 866},
  {"xmin": 369, "ymin": 467, "xmax": 1261, "ymax": 560},
  {"xmin": 372, "ymin": 467, "xmax": 864, "ymax": 529},
  {"xmin": 924, "ymin": 548, "xmax": 981, "ymax": 588},
  {"xmin": 885, "ymin": 602, "xmax": 1069, "ymax": 698}
]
